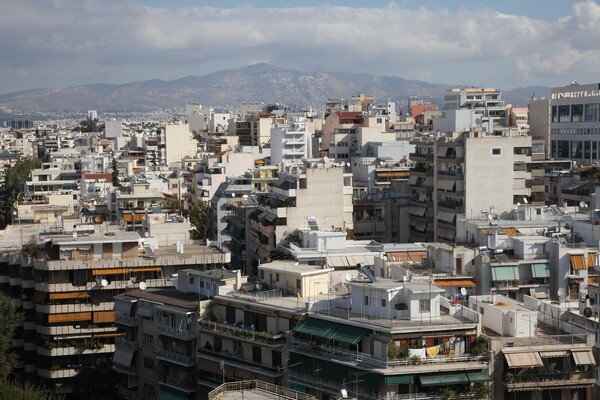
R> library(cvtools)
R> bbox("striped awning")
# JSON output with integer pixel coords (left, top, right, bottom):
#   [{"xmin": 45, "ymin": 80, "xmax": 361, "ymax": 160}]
[
  {"xmin": 504, "ymin": 352, "xmax": 543, "ymax": 368},
  {"xmin": 572, "ymin": 350, "xmax": 595, "ymax": 366},
  {"xmin": 570, "ymin": 255, "xmax": 586, "ymax": 270},
  {"xmin": 433, "ymin": 279, "xmax": 476, "ymax": 288}
]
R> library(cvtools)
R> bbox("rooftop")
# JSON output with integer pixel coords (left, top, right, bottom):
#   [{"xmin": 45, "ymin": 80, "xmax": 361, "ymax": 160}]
[
  {"xmin": 119, "ymin": 287, "xmax": 199, "ymax": 310},
  {"xmin": 208, "ymin": 380, "xmax": 315, "ymax": 400}
]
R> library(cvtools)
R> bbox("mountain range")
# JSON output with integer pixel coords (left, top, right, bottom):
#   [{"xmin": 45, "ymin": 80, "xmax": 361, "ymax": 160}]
[{"xmin": 0, "ymin": 63, "xmax": 548, "ymax": 114}]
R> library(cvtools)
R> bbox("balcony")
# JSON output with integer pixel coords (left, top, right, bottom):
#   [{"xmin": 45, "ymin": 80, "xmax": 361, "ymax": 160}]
[
  {"xmin": 289, "ymin": 338, "xmax": 487, "ymax": 369},
  {"xmin": 114, "ymin": 363, "xmax": 138, "ymax": 375},
  {"xmin": 115, "ymin": 338, "xmax": 138, "ymax": 351},
  {"xmin": 115, "ymin": 314, "xmax": 139, "ymax": 327},
  {"xmin": 156, "ymin": 349, "xmax": 196, "ymax": 367},
  {"xmin": 504, "ymin": 370, "xmax": 595, "ymax": 391},
  {"xmin": 198, "ymin": 320, "xmax": 286, "ymax": 345},
  {"xmin": 38, "ymin": 368, "xmax": 79, "ymax": 379},
  {"xmin": 158, "ymin": 375, "xmax": 196, "ymax": 393},
  {"xmin": 156, "ymin": 324, "xmax": 195, "ymax": 341}
]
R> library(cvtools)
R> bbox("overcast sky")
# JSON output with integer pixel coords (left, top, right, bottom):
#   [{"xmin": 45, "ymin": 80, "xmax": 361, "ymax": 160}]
[{"xmin": 2, "ymin": 0, "xmax": 598, "ymax": 94}]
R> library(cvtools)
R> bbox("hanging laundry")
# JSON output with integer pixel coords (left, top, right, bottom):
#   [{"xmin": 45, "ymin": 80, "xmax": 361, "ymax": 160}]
[
  {"xmin": 409, "ymin": 348, "xmax": 426, "ymax": 361},
  {"xmin": 426, "ymin": 345, "xmax": 440, "ymax": 358}
]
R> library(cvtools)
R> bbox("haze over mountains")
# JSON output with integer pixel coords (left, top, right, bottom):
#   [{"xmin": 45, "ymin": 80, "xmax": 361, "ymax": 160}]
[{"xmin": 0, "ymin": 63, "xmax": 549, "ymax": 114}]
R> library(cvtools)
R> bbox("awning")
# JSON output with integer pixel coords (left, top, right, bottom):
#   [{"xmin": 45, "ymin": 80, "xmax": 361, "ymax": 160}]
[
  {"xmin": 437, "ymin": 180, "xmax": 456, "ymax": 191},
  {"xmin": 502, "ymin": 227, "xmax": 518, "ymax": 237},
  {"xmin": 531, "ymin": 263, "xmax": 550, "ymax": 278},
  {"xmin": 467, "ymin": 370, "xmax": 489, "ymax": 383},
  {"xmin": 92, "ymin": 268, "xmax": 127, "ymax": 276},
  {"xmin": 504, "ymin": 352, "xmax": 543, "ymax": 368},
  {"xmin": 570, "ymin": 255, "xmax": 586, "ymax": 270},
  {"xmin": 572, "ymin": 350, "xmax": 595, "ymax": 366},
  {"xmin": 412, "ymin": 222, "xmax": 426, "ymax": 232},
  {"xmin": 294, "ymin": 317, "xmax": 339, "ymax": 340},
  {"xmin": 49, "ymin": 292, "xmax": 89, "ymax": 300},
  {"xmin": 327, "ymin": 256, "xmax": 351, "ymax": 268},
  {"xmin": 491, "ymin": 265, "xmax": 519, "ymax": 281},
  {"xmin": 137, "ymin": 305, "xmax": 153, "ymax": 318},
  {"xmin": 387, "ymin": 251, "xmax": 427, "ymax": 263},
  {"xmin": 408, "ymin": 175, "xmax": 418, "ymax": 185},
  {"xmin": 93, "ymin": 311, "xmax": 115, "ymax": 323},
  {"xmin": 331, "ymin": 325, "xmax": 370, "ymax": 345},
  {"xmin": 114, "ymin": 299, "xmax": 136, "ymax": 314},
  {"xmin": 408, "ymin": 206, "xmax": 426, "ymax": 216},
  {"xmin": 113, "ymin": 348, "xmax": 135, "ymax": 367},
  {"xmin": 588, "ymin": 253, "xmax": 596, "ymax": 268},
  {"xmin": 540, "ymin": 351, "xmax": 568, "ymax": 358},
  {"xmin": 438, "ymin": 211, "xmax": 455, "ymax": 223},
  {"xmin": 419, "ymin": 373, "xmax": 469, "ymax": 387},
  {"xmin": 433, "ymin": 279, "xmax": 476, "ymax": 288},
  {"xmin": 158, "ymin": 387, "xmax": 189, "ymax": 400},
  {"xmin": 48, "ymin": 312, "xmax": 91, "ymax": 323},
  {"xmin": 385, "ymin": 375, "xmax": 412, "ymax": 385}
]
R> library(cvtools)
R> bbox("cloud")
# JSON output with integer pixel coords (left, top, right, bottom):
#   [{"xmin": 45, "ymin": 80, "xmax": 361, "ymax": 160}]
[{"xmin": 1, "ymin": 0, "xmax": 600, "ymax": 93}]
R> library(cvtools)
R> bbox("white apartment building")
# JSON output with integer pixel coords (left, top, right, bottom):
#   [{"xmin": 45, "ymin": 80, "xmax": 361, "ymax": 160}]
[{"xmin": 270, "ymin": 120, "xmax": 310, "ymax": 166}]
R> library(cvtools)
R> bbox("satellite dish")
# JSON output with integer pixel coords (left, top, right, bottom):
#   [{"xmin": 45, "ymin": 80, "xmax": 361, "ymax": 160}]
[
  {"xmin": 517, "ymin": 202, "xmax": 521, "ymax": 206},
  {"xmin": 144, "ymin": 232, "xmax": 149, "ymax": 237},
  {"xmin": 231, "ymin": 193, "xmax": 236, "ymax": 198},
  {"xmin": 100, "ymin": 279, "xmax": 109, "ymax": 287},
  {"xmin": 460, "ymin": 287, "xmax": 467, "ymax": 296},
  {"xmin": 138, "ymin": 282, "xmax": 147, "ymax": 291},
  {"xmin": 487, "ymin": 214, "xmax": 493, "ymax": 221},
  {"xmin": 580, "ymin": 201, "xmax": 588, "ymax": 208},
  {"xmin": 557, "ymin": 288, "xmax": 566, "ymax": 298},
  {"xmin": 522, "ymin": 197, "xmax": 528, "ymax": 204},
  {"xmin": 323, "ymin": 156, "xmax": 330, "ymax": 163},
  {"xmin": 584, "ymin": 307, "xmax": 593, "ymax": 318}
]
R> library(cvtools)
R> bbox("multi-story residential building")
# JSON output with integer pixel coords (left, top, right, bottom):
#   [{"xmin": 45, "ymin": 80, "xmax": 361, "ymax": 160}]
[
  {"xmin": 548, "ymin": 82, "xmax": 600, "ymax": 164},
  {"xmin": 0, "ymin": 222, "xmax": 230, "ymax": 396},
  {"xmin": 23, "ymin": 161, "xmax": 80, "ymax": 198},
  {"xmin": 161, "ymin": 124, "xmax": 198, "ymax": 166},
  {"xmin": 270, "ymin": 120, "xmax": 311, "ymax": 166},
  {"xmin": 470, "ymin": 294, "xmax": 596, "ymax": 400},
  {"xmin": 408, "ymin": 129, "xmax": 532, "ymax": 243},
  {"xmin": 288, "ymin": 277, "xmax": 489, "ymax": 400},
  {"xmin": 435, "ymin": 88, "xmax": 508, "ymax": 133}
]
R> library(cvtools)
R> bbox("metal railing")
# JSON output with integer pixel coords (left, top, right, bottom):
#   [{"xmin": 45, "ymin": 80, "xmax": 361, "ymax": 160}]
[
  {"xmin": 290, "ymin": 338, "xmax": 488, "ymax": 368},
  {"xmin": 208, "ymin": 380, "xmax": 315, "ymax": 400},
  {"xmin": 155, "ymin": 349, "xmax": 196, "ymax": 366},
  {"xmin": 230, "ymin": 289, "xmax": 283, "ymax": 303},
  {"xmin": 158, "ymin": 375, "xmax": 196, "ymax": 391},
  {"xmin": 156, "ymin": 324, "xmax": 195, "ymax": 340},
  {"xmin": 115, "ymin": 314, "xmax": 138, "ymax": 326},
  {"xmin": 198, "ymin": 319, "xmax": 286, "ymax": 344}
]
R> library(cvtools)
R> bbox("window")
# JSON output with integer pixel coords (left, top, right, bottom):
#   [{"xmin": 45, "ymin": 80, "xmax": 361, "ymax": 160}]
[
  {"xmin": 260, "ymin": 270, "xmax": 264, "ymax": 279},
  {"xmin": 200, "ymin": 281, "xmax": 204, "ymax": 288},
  {"xmin": 585, "ymin": 103, "xmax": 598, "ymax": 122},
  {"xmin": 143, "ymin": 333, "xmax": 154, "ymax": 344},
  {"xmin": 571, "ymin": 104, "xmax": 583, "ymax": 122},
  {"xmin": 189, "ymin": 277, "xmax": 194, "ymax": 284},
  {"xmin": 492, "ymin": 148, "xmax": 501, "ymax": 156},
  {"xmin": 558, "ymin": 105, "xmax": 570, "ymax": 122},
  {"xmin": 275, "ymin": 273, "xmax": 280, "ymax": 282},
  {"xmin": 296, "ymin": 279, "xmax": 301, "ymax": 289},
  {"xmin": 364, "ymin": 296, "xmax": 369, "ymax": 305},
  {"xmin": 252, "ymin": 346, "xmax": 262, "ymax": 363},
  {"xmin": 381, "ymin": 298, "xmax": 387, "ymax": 307},
  {"xmin": 419, "ymin": 299, "xmax": 430, "ymax": 313},
  {"xmin": 143, "ymin": 357, "xmax": 154, "ymax": 370}
]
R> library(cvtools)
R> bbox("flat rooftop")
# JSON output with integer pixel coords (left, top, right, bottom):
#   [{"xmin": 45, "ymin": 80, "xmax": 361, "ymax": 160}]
[{"xmin": 209, "ymin": 381, "xmax": 315, "ymax": 400}]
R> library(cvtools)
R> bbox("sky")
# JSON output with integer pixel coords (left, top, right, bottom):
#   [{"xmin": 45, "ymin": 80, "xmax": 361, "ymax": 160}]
[{"xmin": 1, "ymin": 0, "xmax": 598, "ymax": 94}]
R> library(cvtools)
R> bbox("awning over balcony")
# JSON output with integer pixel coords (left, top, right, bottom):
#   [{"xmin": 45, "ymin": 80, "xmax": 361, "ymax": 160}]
[
  {"xmin": 294, "ymin": 317, "xmax": 339, "ymax": 340},
  {"xmin": 419, "ymin": 373, "xmax": 469, "ymax": 387},
  {"xmin": 437, "ymin": 211, "xmax": 455, "ymax": 223},
  {"xmin": 331, "ymin": 325, "xmax": 370, "ymax": 345},
  {"xmin": 158, "ymin": 387, "xmax": 188, "ymax": 400},
  {"xmin": 540, "ymin": 351, "xmax": 568, "ymax": 358},
  {"xmin": 49, "ymin": 291, "xmax": 88, "ymax": 300},
  {"xmin": 437, "ymin": 180, "xmax": 455, "ymax": 191},
  {"xmin": 504, "ymin": 352, "xmax": 543, "ymax": 368},
  {"xmin": 588, "ymin": 252, "xmax": 596, "ymax": 268},
  {"xmin": 466, "ymin": 370, "xmax": 490, "ymax": 383},
  {"xmin": 408, "ymin": 206, "xmax": 426, "ymax": 216},
  {"xmin": 491, "ymin": 265, "xmax": 519, "ymax": 281},
  {"xmin": 137, "ymin": 304, "xmax": 153, "ymax": 318},
  {"xmin": 385, "ymin": 375, "xmax": 413, "ymax": 385},
  {"xmin": 531, "ymin": 263, "xmax": 550, "ymax": 278},
  {"xmin": 572, "ymin": 350, "xmax": 595, "ymax": 366},
  {"xmin": 114, "ymin": 298, "xmax": 137, "ymax": 315},
  {"xmin": 113, "ymin": 348, "xmax": 135, "ymax": 367},
  {"xmin": 289, "ymin": 353, "xmax": 348, "ymax": 382},
  {"xmin": 433, "ymin": 278, "xmax": 476, "ymax": 288},
  {"xmin": 570, "ymin": 255, "xmax": 586, "ymax": 270}
]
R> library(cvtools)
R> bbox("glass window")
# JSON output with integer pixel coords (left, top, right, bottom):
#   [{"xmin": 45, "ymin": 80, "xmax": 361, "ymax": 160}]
[
  {"xmin": 571, "ymin": 104, "xmax": 583, "ymax": 122},
  {"xmin": 585, "ymin": 104, "xmax": 598, "ymax": 122},
  {"xmin": 419, "ymin": 299, "xmax": 430, "ymax": 312},
  {"xmin": 557, "ymin": 140, "xmax": 570, "ymax": 158},
  {"xmin": 552, "ymin": 106, "xmax": 558, "ymax": 123},
  {"xmin": 492, "ymin": 148, "xmax": 501, "ymax": 156},
  {"xmin": 558, "ymin": 105, "xmax": 570, "ymax": 122},
  {"xmin": 571, "ymin": 141, "xmax": 583, "ymax": 159}
]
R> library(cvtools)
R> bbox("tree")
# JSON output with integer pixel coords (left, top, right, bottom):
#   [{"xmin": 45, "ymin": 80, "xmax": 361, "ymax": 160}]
[
  {"xmin": 189, "ymin": 202, "xmax": 210, "ymax": 240},
  {"xmin": 0, "ymin": 378, "xmax": 62, "ymax": 400},
  {"xmin": 111, "ymin": 157, "xmax": 121, "ymax": 187},
  {"xmin": 71, "ymin": 359, "xmax": 122, "ymax": 400},
  {"xmin": 0, "ymin": 292, "xmax": 22, "ymax": 378},
  {"xmin": 76, "ymin": 118, "xmax": 104, "ymax": 133}
]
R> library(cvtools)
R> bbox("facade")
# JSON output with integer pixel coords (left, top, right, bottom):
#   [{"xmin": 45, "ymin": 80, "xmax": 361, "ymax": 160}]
[
  {"xmin": 549, "ymin": 82, "xmax": 600, "ymax": 164},
  {"xmin": 408, "ymin": 129, "xmax": 532, "ymax": 243}
]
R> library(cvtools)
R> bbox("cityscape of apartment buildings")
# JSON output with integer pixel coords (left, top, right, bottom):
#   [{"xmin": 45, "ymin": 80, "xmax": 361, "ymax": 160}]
[{"xmin": 2, "ymin": 79, "xmax": 600, "ymax": 400}]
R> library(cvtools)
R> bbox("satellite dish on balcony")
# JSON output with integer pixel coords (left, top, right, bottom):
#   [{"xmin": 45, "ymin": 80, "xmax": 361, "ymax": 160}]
[
  {"xmin": 460, "ymin": 287, "xmax": 467, "ymax": 296},
  {"xmin": 580, "ymin": 201, "xmax": 588, "ymax": 208},
  {"xmin": 557, "ymin": 288, "xmax": 566, "ymax": 300},
  {"xmin": 100, "ymin": 279, "xmax": 108, "ymax": 287},
  {"xmin": 138, "ymin": 282, "xmax": 147, "ymax": 291},
  {"xmin": 584, "ymin": 307, "xmax": 593, "ymax": 318},
  {"xmin": 345, "ymin": 274, "xmax": 354, "ymax": 282},
  {"xmin": 522, "ymin": 197, "xmax": 528, "ymax": 204}
]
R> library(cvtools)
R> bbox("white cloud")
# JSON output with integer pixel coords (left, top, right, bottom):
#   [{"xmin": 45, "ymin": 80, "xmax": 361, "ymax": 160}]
[{"xmin": 1, "ymin": 0, "xmax": 600, "ymax": 93}]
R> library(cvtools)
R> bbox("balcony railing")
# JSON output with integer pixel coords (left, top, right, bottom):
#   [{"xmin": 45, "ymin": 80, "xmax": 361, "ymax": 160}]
[
  {"xmin": 115, "ymin": 314, "xmax": 138, "ymax": 326},
  {"xmin": 159, "ymin": 375, "xmax": 196, "ymax": 392},
  {"xmin": 156, "ymin": 324, "xmax": 196, "ymax": 340},
  {"xmin": 156, "ymin": 349, "xmax": 196, "ymax": 366},
  {"xmin": 209, "ymin": 380, "xmax": 314, "ymax": 400},
  {"xmin": 290, "ymin": 338, "xmax": 488, "ymax": 368},
  {"xmin": 115, "ymin": 337, "xmax": 138, "ymax": 350},
  {"xmin": 198, "ymin": 320, "xmax": 286, "ymax": 344}
]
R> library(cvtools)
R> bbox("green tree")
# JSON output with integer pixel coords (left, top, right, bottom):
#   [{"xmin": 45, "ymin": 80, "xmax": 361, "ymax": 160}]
[
  {"xmin": 0, "ymin": 378, "xmax": 62, "ymax": 400},
  {"xmin": 76, "ymin": 118, "xmax": 104, "ymax": 133},
  {"xmin": 71, "ymin": 359, "xmax": 122, "ymax": 400},
  {"xmin": 111, "ymin": 157, "xmax": 121, "ymax": 187},
  {"xmin": 189, "ymin": 202, "xmax": 210, "ymax": 240},
  {"xmin": 0, "ymin": 292, "xmax": 23, "ymax": 377}
]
